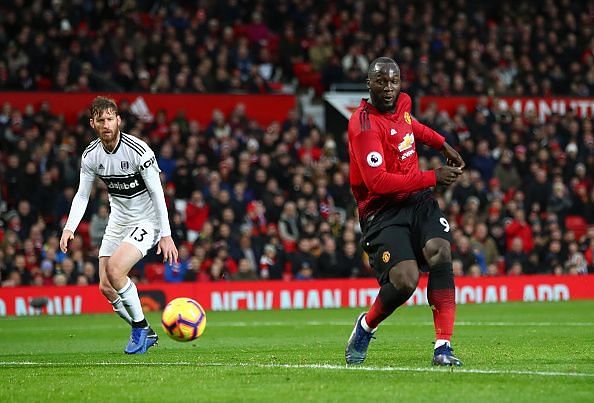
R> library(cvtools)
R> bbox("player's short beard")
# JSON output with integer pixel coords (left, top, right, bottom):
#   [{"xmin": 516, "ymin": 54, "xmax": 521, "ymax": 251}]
[
  {"xmin": 370, "ymin": 91, "xmax": 398, "ymax": 113},
  {"xmin": 98, "ymin": 124, "xmax": 119, "ymax": 143}
]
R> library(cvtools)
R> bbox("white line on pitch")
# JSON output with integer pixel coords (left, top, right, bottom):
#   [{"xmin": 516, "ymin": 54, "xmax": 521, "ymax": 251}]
[
  {"xmin": 210, "ymin": 321, "xmax": 594, "ymax": 327},
  {"xmin": 0, "ymin": 321, "xmax": 592, "ymax": 333},
  {"xmin": 0, "ymin": 361, "xmax": 592, "ymax": 378}
]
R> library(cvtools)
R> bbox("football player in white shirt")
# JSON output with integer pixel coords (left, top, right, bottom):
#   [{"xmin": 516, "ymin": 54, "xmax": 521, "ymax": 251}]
[{"xmin": 60, "ymin": 96, "xmax": 178, "ymax": 354}]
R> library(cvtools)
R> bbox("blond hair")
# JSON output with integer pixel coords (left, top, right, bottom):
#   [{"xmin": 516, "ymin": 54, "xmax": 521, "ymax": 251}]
[{"xmin": 89, "ymin": 96, "xmax": 118, "ymax": 118}]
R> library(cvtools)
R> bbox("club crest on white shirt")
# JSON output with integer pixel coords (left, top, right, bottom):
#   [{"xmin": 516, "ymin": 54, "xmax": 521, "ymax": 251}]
[{"xmin": 366, "ymin": 151, "xmax": 382, "ymax": 167}]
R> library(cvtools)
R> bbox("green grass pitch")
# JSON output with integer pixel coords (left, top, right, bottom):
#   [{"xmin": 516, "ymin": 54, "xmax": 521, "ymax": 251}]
[{"xmin": 1, "ymin": 301, "xmax": 593, "ymax": 402}]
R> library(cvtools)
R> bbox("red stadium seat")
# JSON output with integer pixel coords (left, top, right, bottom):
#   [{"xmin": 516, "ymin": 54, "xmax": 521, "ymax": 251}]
[
  {"xmin": 283, "ymin": 261, "xmax": 293, "ymax": 281},
  {"xmin": 77, "ymin": 221, "xmax": 91, "ymax": 248},
  {"xmin": 565, "ymin": 215, "xmax": 587, "ymax": 240},
  {"xmin": 292, "ymin": 62, "xmax": 313, "ymax": 77},
  {"xmin": 291, "ymin": 62, "xmax": 324, "ymax": 95},
  {"xmin": 268, "ymin": 82, "xmax": 283, "ymax": 92},
  {"xmin": 144, "ymin": 263, "xmax": 165, "ymax": 283}
]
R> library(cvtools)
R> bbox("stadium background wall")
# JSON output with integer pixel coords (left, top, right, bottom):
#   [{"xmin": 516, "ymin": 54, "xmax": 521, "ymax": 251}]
[
  {"xmin": 324, "ymin": 94, "xmax": 594, "ymax": 136},
  {"xmin": 1, "ymin": 275, "xmax": 594, "ymax": 316},
  {"xmin": 0, "ymin": 92, "xmax": 297, "ymax": 126}
]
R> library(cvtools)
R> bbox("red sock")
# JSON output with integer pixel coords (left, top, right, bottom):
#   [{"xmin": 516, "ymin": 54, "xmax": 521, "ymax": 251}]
[
  {"xmin": 428, "ymin": 288, "xmax": 456, "ymax": 340},
  {"xmin": 366, "ymin": 296, "xmax": 388, "ymax": 329},
  {"xmin": 366, "ymin": 281, "xmax": 413, "ymax": 329},
  {"xmin": 427, "ymin": 262, "xmax": 456, "ymax": 341}
]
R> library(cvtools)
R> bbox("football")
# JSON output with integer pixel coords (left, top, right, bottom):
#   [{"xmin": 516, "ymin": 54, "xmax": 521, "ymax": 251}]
[{"xmin": 161, "ymin": 297, "xmax": 207, "ymax": 342}]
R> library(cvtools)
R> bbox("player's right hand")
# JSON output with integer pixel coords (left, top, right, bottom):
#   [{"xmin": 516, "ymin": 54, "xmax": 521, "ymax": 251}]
[
  {"xmin": 60, "ymin": 230, "xmax": 74, "ymax": 253},
  {"xmin": 435, "ymin": 165, "xmax": 463, "ymax": 186}
]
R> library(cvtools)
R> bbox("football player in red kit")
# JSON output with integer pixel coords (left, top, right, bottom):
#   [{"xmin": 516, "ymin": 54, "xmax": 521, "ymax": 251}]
[{"xmin": 345, "ymin": 57, "xmax": 464, "ymax": 366}]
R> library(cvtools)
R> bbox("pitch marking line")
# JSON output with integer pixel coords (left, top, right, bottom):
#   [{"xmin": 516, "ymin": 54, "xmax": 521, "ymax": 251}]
[
  {"xmin": 1, "ymin": 321, "xmax": 592, "ymax": 333},
  {"xmin": 0, "ymin": 361, "xmax": 592, "ymax": 378},
  {"xmin": 211, "ymin": 321, "xmax": 594, "ymax": 327}
]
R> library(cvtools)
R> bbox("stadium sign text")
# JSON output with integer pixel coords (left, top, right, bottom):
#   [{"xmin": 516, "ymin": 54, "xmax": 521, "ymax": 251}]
[
  {"xmin": 0, "ymin": 275, "xmax": 591, "ymax": 316},
  {"xmin": 418, "ymin": 96, "xmax": 594, "ymax": 122}
]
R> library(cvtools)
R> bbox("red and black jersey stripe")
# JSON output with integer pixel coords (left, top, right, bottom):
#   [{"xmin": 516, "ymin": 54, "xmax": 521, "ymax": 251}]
[{"xmin": 359, "ymin": 106, "xmax": 371, "ymax": 131}]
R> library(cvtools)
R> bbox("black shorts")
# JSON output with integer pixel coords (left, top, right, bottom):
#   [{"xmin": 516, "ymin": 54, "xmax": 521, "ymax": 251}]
[{"xmin": 361, "ymin": 191, "xmax": 453, "ymax": 284}]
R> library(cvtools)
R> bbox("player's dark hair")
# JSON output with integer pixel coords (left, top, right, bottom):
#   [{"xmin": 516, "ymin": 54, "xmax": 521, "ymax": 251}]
[
  {"xmin": 367, "ymin": 57, "xmax": 399, "ymax": 78},
  {"xmin": 90, "ymin": 96, "xmax": 118, "ymax": 118}
]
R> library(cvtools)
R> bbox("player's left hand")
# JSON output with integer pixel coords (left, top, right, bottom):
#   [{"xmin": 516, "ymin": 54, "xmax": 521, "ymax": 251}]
[
  {"xmin": 157, "ymin": 236, "xmax": 179, "ymax": 265},
  {"xmin": 442, "ymin": 142, "xmax": 465, "ymax": 168}
]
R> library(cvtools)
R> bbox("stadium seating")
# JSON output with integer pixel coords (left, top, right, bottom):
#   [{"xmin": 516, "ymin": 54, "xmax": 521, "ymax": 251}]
[{"xmin": 565, "ymin": 216, "xmax": 588, "ymax": 241}]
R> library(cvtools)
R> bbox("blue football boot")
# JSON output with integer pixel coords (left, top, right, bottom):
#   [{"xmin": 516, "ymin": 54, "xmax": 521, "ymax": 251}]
[
  {"xmin": 432, "ymin": 343, "xmax": 463, "ymax": 366},
  {"xmin": 147, "ymin": 326, "xmax": 159, "ymax": 344},
  {"xmin": 345, "ymin": 313, "xmax": 376, "ymax": 365},
  {"xmin": 124, "ymin": 327, "xmax": 151, "ymax": 354}
]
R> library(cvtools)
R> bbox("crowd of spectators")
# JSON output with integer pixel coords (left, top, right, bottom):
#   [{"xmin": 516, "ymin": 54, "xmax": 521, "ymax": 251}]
[
  {"xmin": 1, "ymin": 1, "xmax": 594, "ymax": 96},
  {"xmin": 1, "ymin": 92, "xmax": 593, "ymax": 287},
  {"xmin": 0, "ymin": 98, "xmax": 377, "ymax": 287},
  {"xmin": 1, "ymin": 0, "xmax": 594, "ymax": 287}
]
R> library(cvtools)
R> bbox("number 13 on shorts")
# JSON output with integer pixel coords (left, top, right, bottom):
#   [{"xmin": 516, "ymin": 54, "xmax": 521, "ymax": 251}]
[{"xmin": 124, "ymin": 223, "xmax": 158, "ymax": 255}]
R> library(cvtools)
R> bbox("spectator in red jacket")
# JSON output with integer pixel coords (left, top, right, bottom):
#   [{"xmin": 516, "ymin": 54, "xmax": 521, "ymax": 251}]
[
  {"xmin": 505, "ymin": 209, "xmax": 534, "ymax": 253},
  {"xmin": 186, "ymin": 191, "xmax": 210, "ymax": 243}
]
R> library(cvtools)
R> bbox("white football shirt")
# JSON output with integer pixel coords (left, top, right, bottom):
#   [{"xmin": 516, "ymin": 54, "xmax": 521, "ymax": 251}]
[{"xmin": 65, "ymin": 132, "xmax": 171, "ymax": 237}]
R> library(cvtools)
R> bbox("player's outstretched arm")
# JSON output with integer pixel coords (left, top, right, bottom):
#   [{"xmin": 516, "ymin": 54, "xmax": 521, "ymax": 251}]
[
  {"xmin": 61, "ymin": 164, "xmax": 95, "ymax": 253},
  {"xmin": 60, "ymin": 230, "xmax": 74, "ymax": 253},
  {"xmin": 157, "ymin": 236, "xmax": 179, "ymax": 265}
]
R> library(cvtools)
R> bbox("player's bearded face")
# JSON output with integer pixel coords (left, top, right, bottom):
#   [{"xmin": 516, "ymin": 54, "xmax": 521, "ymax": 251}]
[
  {"xmin": 368, "ymin": 64, "xmax": 401, "ymax": 113},
  {"xmin": 91, "ymin": 109, "xmax": 121, "ymax": 143}
]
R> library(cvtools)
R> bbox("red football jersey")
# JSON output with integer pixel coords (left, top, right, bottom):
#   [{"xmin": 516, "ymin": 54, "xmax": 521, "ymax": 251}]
[{"xmin": 348, "ymin": 92, "xmax": 445, "ymax": 220}]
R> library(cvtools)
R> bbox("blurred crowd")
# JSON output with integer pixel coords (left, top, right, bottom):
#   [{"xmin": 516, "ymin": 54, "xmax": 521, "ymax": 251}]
[
  {"xmin": 1, "ymin": 92, "xmax": 593, "ymax": 288},
  {"xmin": 0, "ymin": 99, "xmax": 375, "ymax": 286},
  {"xmin": 1, "ymin": 0, "xmax": 594, "ymax": 96}
]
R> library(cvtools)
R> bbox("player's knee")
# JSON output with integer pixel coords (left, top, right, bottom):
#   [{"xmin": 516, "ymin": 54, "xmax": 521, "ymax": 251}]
[
  {"xmin": 389, "ymin": 265, "xmax": 419, "ymax": 296},
  {"xmin": 425, "ymin": 241, "xmax": 452, "ymax": 267},
  {"xmin": 105, "ymin": 261, "xmax": 125, "ymax": 282}
]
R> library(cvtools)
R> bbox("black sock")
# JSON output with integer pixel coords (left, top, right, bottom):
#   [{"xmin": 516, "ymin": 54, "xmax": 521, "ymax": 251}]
[
  {"xmin": 366, "ymin": 281, "xmax": 415, "ymax": 328},
  {"xmin": 428, "ymin": 262, "xmax": 454, "ymax": 290},
  {"xmin": 132, "ymin": 319, "xmax": 148, "ymax": 328}
]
